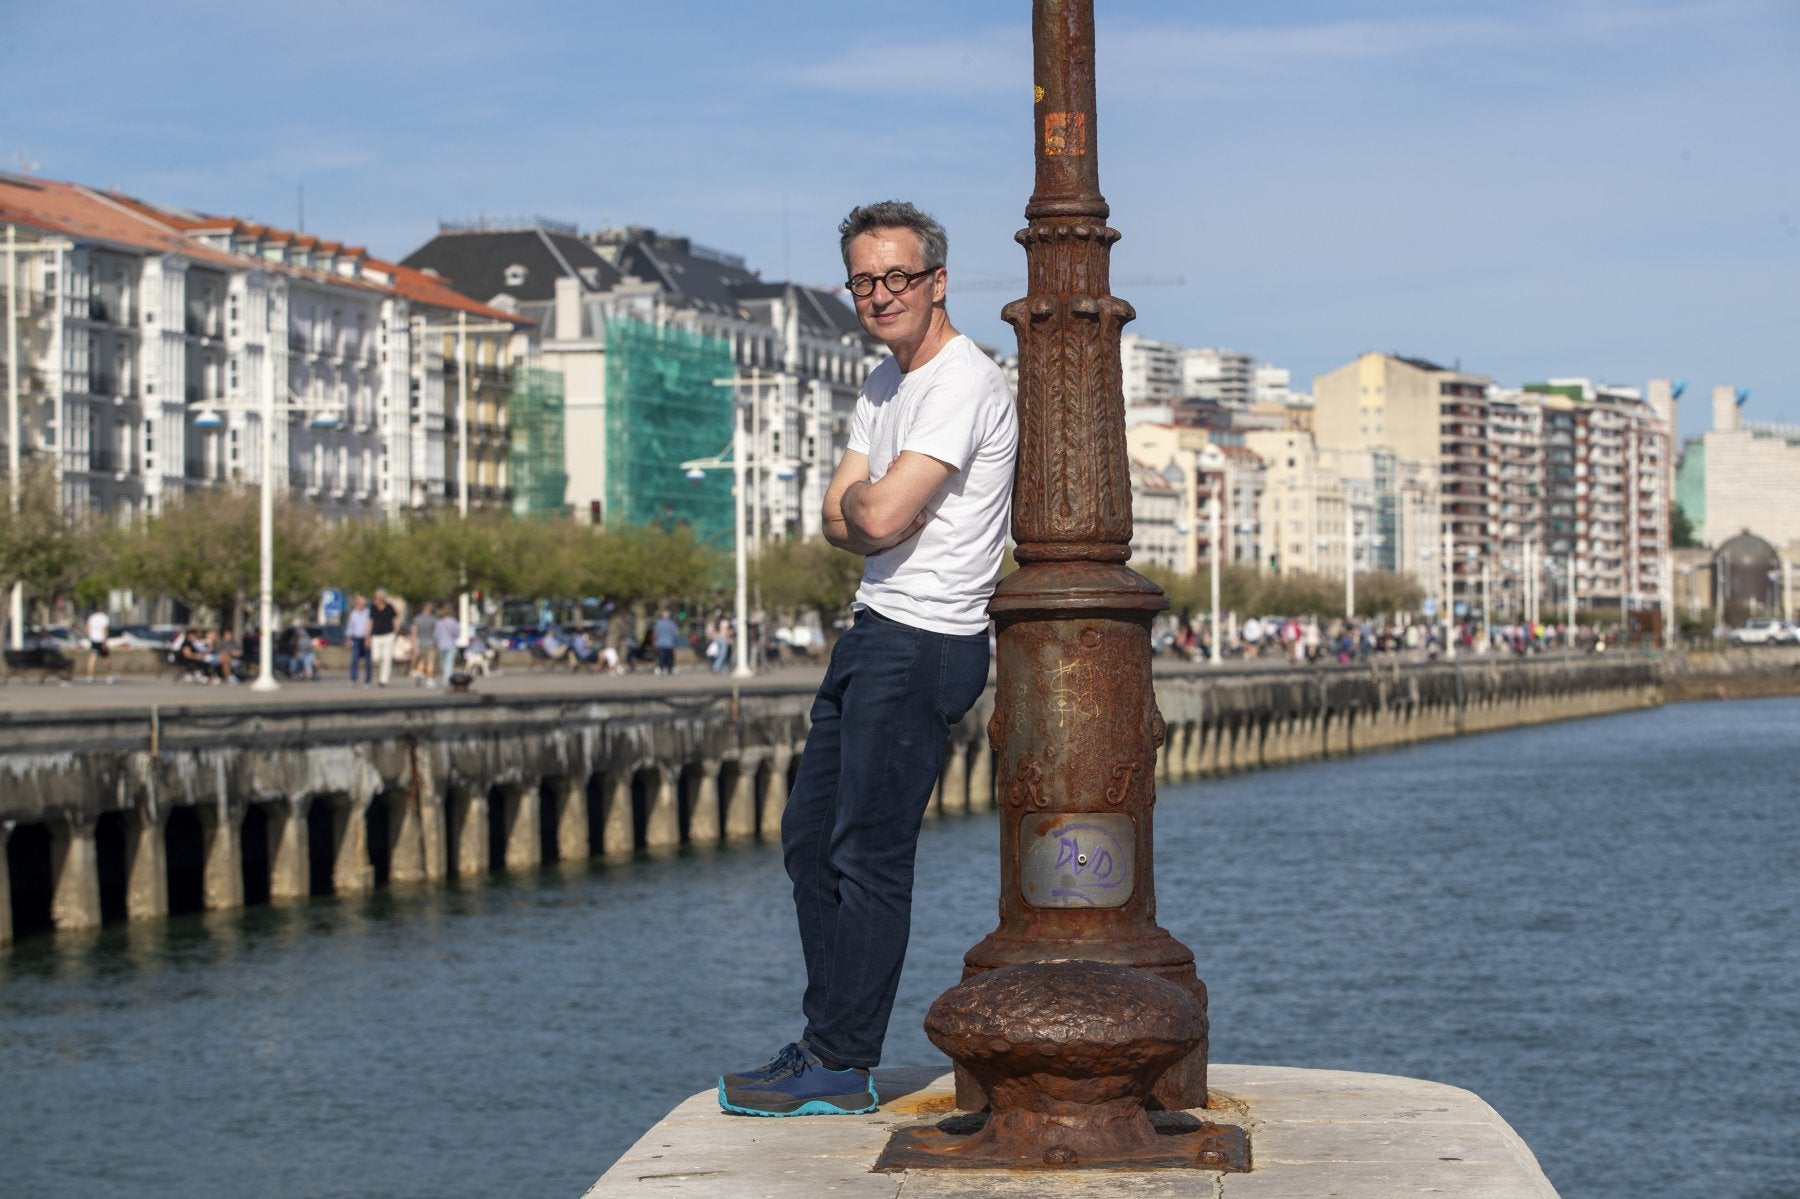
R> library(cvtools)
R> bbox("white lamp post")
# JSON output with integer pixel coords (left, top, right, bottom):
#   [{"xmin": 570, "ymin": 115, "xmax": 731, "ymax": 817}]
[
  {"xmin": 191, "ymin": 383, "xmax": 342, "ymax": 691},
  {"xmin": 1443, "ymin": 527, "xmax": 1455, "ymax": 659},
  {"xmin": 688, "ymin": 369, "xmax": 796, "ymax": 680},
  {"xmin": 416, "ymin": 312, "xmax": 520, "ymax": 641},
  {"xmin": 1200, "ymin": 444, "xmax": 1224, "ymax": 664}
]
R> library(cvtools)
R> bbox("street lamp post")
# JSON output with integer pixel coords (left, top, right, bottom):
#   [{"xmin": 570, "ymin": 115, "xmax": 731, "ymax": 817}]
[
  {"xmin": 1200, "ymin": 445, "xmax": 1223, "ymax": 663},
  {"xmin": 192, "ymin": 381, "xmax": 342, "ymax": 690},
  {"xmin": 416, "ymin": 313, "xmax": 519, "ymax": 640},
  {"xmin": 689, "ymin": 369, "xmax": 790, "ymax": 681},
  {"xmin": 1443, "ymin": 527, "xmax": 1455, "ymax": 659}
]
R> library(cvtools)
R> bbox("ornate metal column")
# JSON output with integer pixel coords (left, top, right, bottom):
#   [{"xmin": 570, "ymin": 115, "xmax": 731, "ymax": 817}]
[
  {"xmin": 956, "ymin": 0, "xmax": 1210, "ymax": 1113},
  {"xmin": 880, "ymin": 5, "xmax": 1240, "ymax": 1171}
]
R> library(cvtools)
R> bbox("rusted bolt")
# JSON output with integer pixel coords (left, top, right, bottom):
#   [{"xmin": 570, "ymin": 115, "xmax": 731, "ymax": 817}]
[
  {"xmin": 1043, "ymin": 1146, "xmax": 1078, "ymax": 1166},
  {"xmin": 1199, "ymin": 1149, "xmax": 1225, "ymax": 1165}
]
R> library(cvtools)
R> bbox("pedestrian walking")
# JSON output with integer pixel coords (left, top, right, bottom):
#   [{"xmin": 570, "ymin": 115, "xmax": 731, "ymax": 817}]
[
  {"xmin": 83, "ymin": 607, "xmax": 114, "ymax": 684},
  {"xmin": 346, "ymin": 594, "xmax": 372, "ymax": 685},
  {"xmin": 369, "ymin": 589, "xmax": 399, "ymax": 686}
]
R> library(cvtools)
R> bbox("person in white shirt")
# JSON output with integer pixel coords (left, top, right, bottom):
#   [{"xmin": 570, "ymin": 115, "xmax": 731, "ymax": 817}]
[
  {"xmin": 84, "ymin": 608, "xmax": 113, "ymax": 683},
  {"xmin": 719, "ymin": 201, "xmax": 1018, "ymax": 1118}
]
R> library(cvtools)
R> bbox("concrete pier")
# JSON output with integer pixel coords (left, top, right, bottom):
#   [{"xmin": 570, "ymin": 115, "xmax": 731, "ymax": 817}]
[
  {"xmin": 3, "ymin": 650, "xmax": 1791, "ymax": 946},
  {"xmin": 586, "ymin": 1065, "xmax": 1561, "ymax": 1197}
]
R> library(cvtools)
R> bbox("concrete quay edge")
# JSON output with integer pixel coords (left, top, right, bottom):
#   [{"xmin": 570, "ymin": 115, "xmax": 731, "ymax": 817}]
[{"xmin": 584, "ymin": 1063, "xmax": 1561, "ymax": 1198}]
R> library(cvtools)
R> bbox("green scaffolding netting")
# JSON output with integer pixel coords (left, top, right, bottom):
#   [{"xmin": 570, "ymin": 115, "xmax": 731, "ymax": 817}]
[
  {"xmin": 509, "ymin": 367, "xmax": 569, "ymax": 516},
  {"xmin": 603, "ymin": 319, "xmax": 734, "ymax": 544}
]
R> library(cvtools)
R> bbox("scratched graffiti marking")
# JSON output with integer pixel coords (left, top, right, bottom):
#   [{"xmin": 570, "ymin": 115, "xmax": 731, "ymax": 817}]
[
  {"xmin": 1104, "ymin": 760, "xmax": 1138, "ymax": 805},
  {"xmin": 1047, "ymin": 659, "xmax": 1100, "ymax": 728},
  {"xmin": 1018, "ymin": 812, "xmax": 1134, "ymax": 909},
  {"xmin": 1009, "ymin": 756, "xmax": 1046, "ymax": 808}
]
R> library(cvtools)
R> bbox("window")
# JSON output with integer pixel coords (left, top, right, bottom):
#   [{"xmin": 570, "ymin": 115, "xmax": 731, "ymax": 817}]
[{"xmin": 504, "ymin": 263, "xmax": 528, "ymax": 287}]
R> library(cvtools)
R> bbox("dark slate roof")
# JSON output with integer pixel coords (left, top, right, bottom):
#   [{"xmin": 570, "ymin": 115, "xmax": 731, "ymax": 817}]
[
  {"xmin": 398, "ymin": 228, "xmax": 624, "ymax": 305},
  {"xmin": 608, "ymin": 234, "xmax": 761, "ymax": 317},
  {"xmin": 733, "ymin": 281, "xmax": 867, "ymax": 342},
  {"xmin": 1393, "ymin": 353, "xmax": 1448, "ymax": 373}
]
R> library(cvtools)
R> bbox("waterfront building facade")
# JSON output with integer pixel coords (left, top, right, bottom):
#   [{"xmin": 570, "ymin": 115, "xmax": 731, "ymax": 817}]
[{"xmin": 1128, "ymin": 458, "xmax": 1188, "ymax": 572}]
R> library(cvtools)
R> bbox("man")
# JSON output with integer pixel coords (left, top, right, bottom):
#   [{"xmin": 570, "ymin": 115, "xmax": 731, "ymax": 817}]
[
  {"xmin": 369, "ymin": 589, "xmax": 399, "ymax": 687},
  {"xmin": 651, "ymin": 609, "xmax": 681, "ymax": 676},
  {"xmin": 433, "ymin": 603, "xmax": 460, "ymax": 684},
  {"xmin": 718, "ymin": 201, "xmax": 1017, "ymax": 1118},
  {"xmin": 84, "ymin": 607, "xmax": 113, "ymax": 684},
  {"xmin": 345, "ymin": 594, "xmax": 372, "ymax": 686},
  {"xmin": 412, "ymin": 601, "xmax": 439, "ymax": 688}
]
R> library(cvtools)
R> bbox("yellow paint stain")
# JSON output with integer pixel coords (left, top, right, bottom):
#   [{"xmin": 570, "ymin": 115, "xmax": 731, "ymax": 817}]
[
  {"xmin": 883, "ymin": 1093, "xmax": 958, "ymax": 1117},
  {"xmin": 1034, "ymin": 85, "xmax": 1045, "ymax": 103}
]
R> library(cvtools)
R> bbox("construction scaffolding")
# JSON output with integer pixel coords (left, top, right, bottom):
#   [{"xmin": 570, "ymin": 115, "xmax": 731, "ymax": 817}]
[
  {"xmin": 602, "ymin": 319, "xmax": 733, "ymax": 542},
  {"xmin": 508, "ymin": 367, "xmax": 568, "ymax": 516}
]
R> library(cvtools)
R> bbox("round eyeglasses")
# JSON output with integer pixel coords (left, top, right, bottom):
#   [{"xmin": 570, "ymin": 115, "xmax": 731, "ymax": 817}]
[{"xmin": 845, "ymin": 266, "xmax": 939, "ymax": 298}]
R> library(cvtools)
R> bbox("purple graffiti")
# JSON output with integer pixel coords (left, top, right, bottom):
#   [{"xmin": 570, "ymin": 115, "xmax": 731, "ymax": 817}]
[{"xmin": 1049, "ymin": 822, "xmax": 1129, "ymax": 905}]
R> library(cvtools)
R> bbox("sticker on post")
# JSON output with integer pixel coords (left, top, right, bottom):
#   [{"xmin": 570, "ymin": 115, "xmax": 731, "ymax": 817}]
[
  {"xmin": 1019, "ymin": 812, "xmax": 1133, "ymax": 908},
  {"xmin": 1043, "ymin": 112, "xmax": 1087, "ymax": 157}
]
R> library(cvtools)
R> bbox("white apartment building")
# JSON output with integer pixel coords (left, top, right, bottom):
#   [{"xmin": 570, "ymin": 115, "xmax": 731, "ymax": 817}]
[
  {"xmin": 1128, "ymin": 459, "xmax": 1187, "ymax": 572},
  {"xmin": 1183, "ymin": 347, "xmax": 1255, "ymax": 405},
  {"xmin": 1525, "ymin": 379, "xmax": 1669, "ymax": 612},
  {"xmin": 1121, "ymin": 333, "xmax": 1183, "ymax": 407},
  {"xmin": 4, "ymin": 178, "xmax": 414, "ymax": 523}
]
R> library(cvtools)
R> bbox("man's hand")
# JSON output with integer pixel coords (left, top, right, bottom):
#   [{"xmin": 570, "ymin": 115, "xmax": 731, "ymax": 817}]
[{"xmin": 823, "ymin": 449, "xmax": 955, "ymax": 555}]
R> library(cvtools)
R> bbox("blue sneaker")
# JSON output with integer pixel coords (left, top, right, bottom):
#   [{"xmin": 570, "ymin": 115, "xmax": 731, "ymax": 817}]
[
  {"xmin": 720, "ymin": 1041, "xmax": 808, "ymax": 1090},
  {"xmin": 718, "ymin": 1045, "xmax": 877, "ymax": 1117}
]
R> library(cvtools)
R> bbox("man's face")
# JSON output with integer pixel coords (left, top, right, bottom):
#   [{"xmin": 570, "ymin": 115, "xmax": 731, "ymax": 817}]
[{"xmin": 846, "ymin": 228, "xmax": 943, "ymax": 355}]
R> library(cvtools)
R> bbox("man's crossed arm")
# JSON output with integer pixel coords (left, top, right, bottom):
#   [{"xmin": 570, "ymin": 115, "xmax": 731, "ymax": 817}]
[{"xmin": 822, "ymin": 448, "xmax": 956, "ymax": 556}]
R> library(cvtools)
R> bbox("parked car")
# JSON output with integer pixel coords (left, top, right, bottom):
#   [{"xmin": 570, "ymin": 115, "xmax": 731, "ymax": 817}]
[
  {"xmin": 1728, "ymin": 618, "xmax": 1799, "ymax": 645},
  {"xmin": 107, "ymin": 623, "xmax": 178, "ymax": 651},
  {"xmin": 305, "ymin": 624, "xmax": 347, "ymax": 649},
  {"xmin": 30, "ymin": 625, "xmax": 80, "ymax": 652}
]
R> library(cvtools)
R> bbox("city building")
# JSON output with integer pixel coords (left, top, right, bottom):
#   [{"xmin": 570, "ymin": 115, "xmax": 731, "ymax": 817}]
[
  {"xmin": 403, "ymin": 223, "xmax": 877, "ymax": 545},
  {"xmin": 2, "ymin": 175, "xmax": 425, "ymax": 523},
  {"xmin": 1523, "ymin": 379, "xmax": 1669, "ymax": 613},
  {"xmin": 1313, "ymin": 351, "xmax": 1493, "ymax": 610},
  {"xmin": 1182, "ymin": 347, "xmax": 1255, "ymax": 405},
  {"xmin": 1128, "ymin": 459, "xmax": 1187, "ymax": 572},
  {"xmin": 1120, "ymin": 333, "xmax": 1183, "ymax": 407},
  {"xmin": 1685, "ymin": 384, "xmax": 1800, "ymax": 552}
]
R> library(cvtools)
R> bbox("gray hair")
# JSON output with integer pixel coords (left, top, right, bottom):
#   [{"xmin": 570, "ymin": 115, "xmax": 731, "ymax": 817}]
[{"xmin": 838, "ymin": 201, "xmax": 948, "ymax": 273}]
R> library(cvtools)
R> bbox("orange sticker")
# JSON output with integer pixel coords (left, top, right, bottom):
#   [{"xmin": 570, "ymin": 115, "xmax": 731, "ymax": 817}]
[{"xmin": 1044, "ymin": 111, "xmax": 1086, "ymax": 157}]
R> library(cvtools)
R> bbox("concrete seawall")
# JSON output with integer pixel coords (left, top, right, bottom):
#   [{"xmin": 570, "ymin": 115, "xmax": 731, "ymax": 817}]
[{"xmin": 4, "ymin": 649, "xmax": 1788, "ymax": 947}]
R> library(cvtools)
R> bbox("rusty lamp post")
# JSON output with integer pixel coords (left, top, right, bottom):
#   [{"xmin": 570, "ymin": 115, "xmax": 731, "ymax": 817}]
[{"xmin": 880, "ymin": 0, "xmax": 1244, "ymax": 1174}]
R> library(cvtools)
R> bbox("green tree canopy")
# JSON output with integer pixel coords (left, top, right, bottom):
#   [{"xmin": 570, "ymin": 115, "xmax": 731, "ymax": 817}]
[
  {"xmin": 117, "ymin": 486, "xmax": 329, "ymax": 628},
  {"xmin": 0, "ymin": 463, "xmax": 109, "ymax": 621},
  {"xmin": 750, "ymin": 536, "xmax": 865, "ymax": 630}
]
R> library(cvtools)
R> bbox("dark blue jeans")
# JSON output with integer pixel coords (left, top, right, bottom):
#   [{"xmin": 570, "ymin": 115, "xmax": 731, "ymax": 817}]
[
  {"xmin": 781, "ymin": 607, "xmax": 990, "ymax": 1069},
  {"xmin": 349, "ymin": 637, "xmax": 371, "ymax": 683}
]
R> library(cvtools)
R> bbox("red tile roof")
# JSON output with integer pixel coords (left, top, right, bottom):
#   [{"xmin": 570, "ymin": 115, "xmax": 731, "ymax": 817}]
[
  {"xmin": 0, "ymin": 173, "xmax": 245, "ymax": 269},
  {"xmin": 4, "ymin": 172, "xmax": 532, "ymax": 324}
]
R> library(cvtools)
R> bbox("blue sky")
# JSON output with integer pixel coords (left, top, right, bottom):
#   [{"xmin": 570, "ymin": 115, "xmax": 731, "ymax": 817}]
[{"xmin": 4, "ymin": 0, "xmax": 1796, "ymax": 437}]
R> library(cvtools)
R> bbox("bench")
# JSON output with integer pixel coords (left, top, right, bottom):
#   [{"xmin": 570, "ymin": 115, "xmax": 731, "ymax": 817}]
[{"xmin": 3, "ymin": 646, "xmax": 75, "ymax": 684}]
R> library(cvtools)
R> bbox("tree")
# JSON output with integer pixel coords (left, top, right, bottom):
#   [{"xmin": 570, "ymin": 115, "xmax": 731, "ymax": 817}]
[
  {"xmin": 120, "ymin": 487, "xmax": 329, "ymax": 629},
  {"xmin": 0, "ymin": 463, "xmax": 107, "ymax": 623},
  {"xmin": 1670, "ymin": 502, "xmax": 1699, "ymax": 549},
  {"xmin": 751, "ymin": 536, "xmax": 865, "ymax": 633}
]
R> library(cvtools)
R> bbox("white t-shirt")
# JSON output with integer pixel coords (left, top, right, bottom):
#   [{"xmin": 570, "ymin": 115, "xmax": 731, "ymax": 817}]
[
  {"xmin": 849, "ymin": 335, "xmax": 1018, "ymax": 635},
  {"xmin": 86, "ymin": 611, "xmax": 110, "ymax": 643}
]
